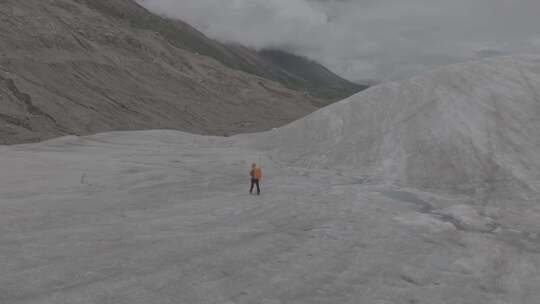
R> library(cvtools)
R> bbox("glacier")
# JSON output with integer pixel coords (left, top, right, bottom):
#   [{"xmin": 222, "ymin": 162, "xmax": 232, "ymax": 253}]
[{"xmin": 1, "ymin": 56, "xmax": 540, "ymax": 303}]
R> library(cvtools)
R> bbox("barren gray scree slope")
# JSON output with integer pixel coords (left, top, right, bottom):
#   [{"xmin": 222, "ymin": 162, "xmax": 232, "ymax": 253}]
[
  {"xmin": 1, "ymin": 56, "xmax": 540, "ymax": 303},
  {"xmin": 0, "ymin": 0, "xmax": 365, "ymax": 144}
]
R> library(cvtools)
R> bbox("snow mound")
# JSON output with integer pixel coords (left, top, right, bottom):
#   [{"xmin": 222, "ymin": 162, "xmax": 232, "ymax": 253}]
[{"xmin": 258, "ymin": 55, "xmax": 540, "ymax": 195}]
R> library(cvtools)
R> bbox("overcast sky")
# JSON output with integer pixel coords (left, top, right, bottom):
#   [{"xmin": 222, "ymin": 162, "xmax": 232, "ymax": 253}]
[{"xmin": 137, "ymin": 0, "xmax": 540, "ymax": 82}]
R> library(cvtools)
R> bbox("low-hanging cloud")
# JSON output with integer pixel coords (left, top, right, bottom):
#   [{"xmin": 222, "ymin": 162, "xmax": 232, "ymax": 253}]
[{"xmin": 137, "ymin": 0, "xmax": 540, "ymax": 82}]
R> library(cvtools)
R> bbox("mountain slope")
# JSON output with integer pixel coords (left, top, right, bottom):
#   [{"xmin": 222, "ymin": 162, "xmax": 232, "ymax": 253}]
[
  {"xmin": 80, "ymin": 0, "xmax": 365, "ymax": 102},
  {"xmin": 256, "ymin": 49, "xmax": 367, "ymax": 103},
  {"xmin": 125, "ymin": 0, "xmax": 367, "ymax": 102},
  {"xmin": 0, "ymin": 0, "xmax": 361, "ymax": 144},
  {"xmin": 257, "ymin": 55, "xmax": 540, "ymax": 199}
]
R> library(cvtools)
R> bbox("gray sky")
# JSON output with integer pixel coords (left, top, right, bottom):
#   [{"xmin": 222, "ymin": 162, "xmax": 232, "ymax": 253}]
[{"xmin": 137, "ymin": 0, "xmax": 540, "ymax": 82}]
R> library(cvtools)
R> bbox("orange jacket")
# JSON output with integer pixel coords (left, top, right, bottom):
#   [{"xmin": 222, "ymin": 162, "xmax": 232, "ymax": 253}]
[{"xmin": 250, "ymin": 167, "xmax": 262, "ymax": 180}]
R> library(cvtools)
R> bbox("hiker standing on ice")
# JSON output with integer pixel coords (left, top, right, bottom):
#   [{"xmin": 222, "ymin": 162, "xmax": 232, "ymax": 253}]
[{"xmin": 250, "ymin": 163, "xmax": 262, "ymax": 195}]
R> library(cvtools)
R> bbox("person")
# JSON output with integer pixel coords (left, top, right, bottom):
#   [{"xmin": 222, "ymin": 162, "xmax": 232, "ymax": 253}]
[{"xmin": 249, "ymin": 163, "xmax": 262, "ymax": 195}]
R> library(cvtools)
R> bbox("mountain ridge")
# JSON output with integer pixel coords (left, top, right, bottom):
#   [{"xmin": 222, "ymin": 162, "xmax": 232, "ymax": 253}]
[
  {"xmin": 0, "ymin": 0, "xmax": 364, "ymax": 144},
  {"xmin": 84, "ymin": 0, "xmax": 366, "ymax": 101}
]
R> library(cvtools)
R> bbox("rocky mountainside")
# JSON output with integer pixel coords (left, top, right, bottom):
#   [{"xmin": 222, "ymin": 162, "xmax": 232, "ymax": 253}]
[
  {"xmin": 0, "ymin": 0, "xmax": 364, "ymax": 144},
  {"xmin": 96, "ymin": 0, "xmax": 366, "ymax": 101}
]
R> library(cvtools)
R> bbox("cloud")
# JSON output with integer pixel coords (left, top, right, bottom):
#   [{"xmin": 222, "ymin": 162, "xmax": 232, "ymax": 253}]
[{"xmin": 137, "ymin": 0, "xmax": 540, "ymax": 82}]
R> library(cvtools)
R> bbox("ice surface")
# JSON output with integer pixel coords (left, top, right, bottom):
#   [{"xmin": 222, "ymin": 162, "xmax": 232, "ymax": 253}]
[
  {"xmin": 2, "ymin": 56, "xmax": 540, "ymax": 303},
  {"xmin": 257, "ymin": 55, "xmax": 540, "ymax": 198}
]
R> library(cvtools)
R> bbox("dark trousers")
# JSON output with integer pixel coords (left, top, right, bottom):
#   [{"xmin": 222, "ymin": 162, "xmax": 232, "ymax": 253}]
[{"xmin": 250, "ymin": 178, "xmax": 260, "ymax": 194}]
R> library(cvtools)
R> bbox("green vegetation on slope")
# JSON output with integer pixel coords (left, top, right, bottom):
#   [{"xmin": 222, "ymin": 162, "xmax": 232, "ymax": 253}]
[{"xmin": 258, "ymin": 49, "xmax": 367, "ymax": 103}]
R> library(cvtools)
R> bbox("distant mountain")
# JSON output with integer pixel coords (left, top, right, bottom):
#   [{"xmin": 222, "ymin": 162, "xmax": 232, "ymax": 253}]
[
  {"xmin": 257, "ymin": 49, "xmax": 367, "ymax": 103},
  {"xmin": 0, "ymin": 0, "xmax": 365, "ymax": 144}
]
